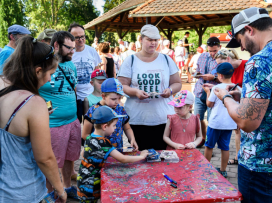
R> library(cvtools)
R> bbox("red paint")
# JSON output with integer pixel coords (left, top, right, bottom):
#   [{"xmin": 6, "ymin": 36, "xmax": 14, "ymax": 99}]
[
  {"xmin": 101, "ymin": 149, "xmax": 242, "ymax": 203},
  {"xmin": 210, "ymin": 33, "xmax": 231, "ymax": 42}
]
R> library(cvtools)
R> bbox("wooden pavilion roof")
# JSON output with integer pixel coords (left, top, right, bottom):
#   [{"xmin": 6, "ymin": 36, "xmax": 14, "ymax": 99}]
[{"xmin": 84, "ymin": 0, "xmax": 272, "ymax": 35}]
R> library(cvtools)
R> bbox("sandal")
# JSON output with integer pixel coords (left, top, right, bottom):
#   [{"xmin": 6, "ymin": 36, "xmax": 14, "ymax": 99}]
[
  {"xmin": 228, "ymin": 158, "xmax": 238, "ymax": 165},
  {"xmin": 216, "ymin": 167, "xmax": 228, "ymax": 178}
]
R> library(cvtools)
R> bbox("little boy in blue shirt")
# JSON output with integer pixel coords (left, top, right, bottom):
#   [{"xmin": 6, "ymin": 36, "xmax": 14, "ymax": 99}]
[
  {"xmin": 202, "ymin": 62, "xmax": 241, "ymax": 178},
  {"xmin": 77, "ymin": 106, "xmax": 148, "ymax": 202},
  {"xmin": 82, "ymin": 78, "xmax": 138, "ymax": 151}
]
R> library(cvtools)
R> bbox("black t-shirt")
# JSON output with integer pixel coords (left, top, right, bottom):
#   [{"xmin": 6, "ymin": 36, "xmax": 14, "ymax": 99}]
[{"xmin": 183, "ymin": 37, "xmax": 189, "ymax": 53}]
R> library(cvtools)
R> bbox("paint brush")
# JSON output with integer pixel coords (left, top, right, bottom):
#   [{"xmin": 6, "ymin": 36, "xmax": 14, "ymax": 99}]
[{"xmin": 162, "ymin": 173, "xmax": 177, "ymax": 184}]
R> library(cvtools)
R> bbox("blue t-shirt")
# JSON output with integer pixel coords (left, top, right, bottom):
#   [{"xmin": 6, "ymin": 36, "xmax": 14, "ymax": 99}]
[
  {"xmin": 84, "ymin": 103, "xmax": 129, "ymax": 150},
  {"xmin": 0, "ymin": 46, "xmax": 15, "ymax": 75},
  {"xmin": 239, "ymin": 41, "xmax": 272, "ymax": 172},
  {"xmin": 39, "ymin": 61, "xmax": 78, "ymax": 128}
]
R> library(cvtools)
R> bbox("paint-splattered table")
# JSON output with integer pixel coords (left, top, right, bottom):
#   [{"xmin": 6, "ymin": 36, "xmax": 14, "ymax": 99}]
[{"xmin": 101, "ymin": 149, "xmax": 243, "ymax": 202}]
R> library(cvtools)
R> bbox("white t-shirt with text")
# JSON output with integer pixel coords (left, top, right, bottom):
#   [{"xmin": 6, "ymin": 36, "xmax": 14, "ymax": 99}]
[
  {"xmin": 118, "ymin": 53, "xmax": 179, "ymax": 125},
  {"xmin": 72, "ymin": 45, "xmax": 101, "ymax": 100},
  {"xmin": 208, "ymin": 83, "xmax": 241, "ymax": 130}
]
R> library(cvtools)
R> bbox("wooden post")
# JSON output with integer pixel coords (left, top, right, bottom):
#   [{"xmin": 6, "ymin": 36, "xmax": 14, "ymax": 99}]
[
  {"xmin": 198, "ymin": 24, "xmax": 203, "ymax": 47},
  {"xmin": 146, "ymin": 17, "xmax": 151, "ymax": 24}
]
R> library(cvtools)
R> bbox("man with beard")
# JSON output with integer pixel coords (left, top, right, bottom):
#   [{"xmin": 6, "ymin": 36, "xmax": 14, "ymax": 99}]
[
  {"xmin": 0, "ymin": 24, "xmax": 31, "ymax": 75},
  {"xmin": 214, "ymin": 7, "xmax": 272, "ymax": 203},
  {"xmin": 39, "ymin": 31, "xmax": 81, "ymax": 200}
]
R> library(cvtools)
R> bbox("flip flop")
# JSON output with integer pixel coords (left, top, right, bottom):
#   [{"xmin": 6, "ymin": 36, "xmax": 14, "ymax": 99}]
[{"xmin": 228, "ymin": 158, "xmax": 238, "ymax": 165}]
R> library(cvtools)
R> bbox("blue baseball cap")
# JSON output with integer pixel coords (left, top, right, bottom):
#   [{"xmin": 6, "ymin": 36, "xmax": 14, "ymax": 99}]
[
  {"xmin": 8, "ymin": 24, "xmax": 31, "ymax": 35},
  {"xmin": 92, "ymin": 106, "xmax": 126, "ymax": 124},
  {"xmin": 212, "ymin": 62, "xmax": 234, "ymax": 75},
  {"xmin": 101, "ymin": 78, "xmax": 129, "ymax": 97}
]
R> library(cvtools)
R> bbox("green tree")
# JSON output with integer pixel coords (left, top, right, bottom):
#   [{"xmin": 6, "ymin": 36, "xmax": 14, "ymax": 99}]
[
  {"xmin": 103, "ymin": 0, "xmax": 126, "ymax": 13},
  {"xmin": 25, "ymin": 0, "xmax": 99, "ymax": 44},
  {"xmin": 0, "ymin": 0, "xmax": 25, "ymax": 47}
]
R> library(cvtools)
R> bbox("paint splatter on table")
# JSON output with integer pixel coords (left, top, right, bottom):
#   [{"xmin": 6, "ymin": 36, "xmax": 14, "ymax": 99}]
[{"xmin": 101, "ymin": 149, "xmax": 242, "ymax": 202}]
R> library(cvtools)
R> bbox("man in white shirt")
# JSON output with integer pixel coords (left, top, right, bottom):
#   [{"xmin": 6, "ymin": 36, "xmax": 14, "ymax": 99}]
[
  {"xmin": 189, "ymin": 47, "xmax": 204, "ymax": 73},
  {"xmin": 68, "ymin": 23, "xmax": 101, "ymax": 123},
  {"xmin": 118, "ymin": 39, "xmax": 125, "ymax": 50}
]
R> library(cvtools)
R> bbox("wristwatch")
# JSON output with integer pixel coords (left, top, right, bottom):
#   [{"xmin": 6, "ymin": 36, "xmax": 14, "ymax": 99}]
[
  {"xmin": 222, "ymin": 94, "xmax": 233, "ymax": 107},
  {"xmin": 213, "ymin": 75, "xmax": 218, "ymax": 81}
]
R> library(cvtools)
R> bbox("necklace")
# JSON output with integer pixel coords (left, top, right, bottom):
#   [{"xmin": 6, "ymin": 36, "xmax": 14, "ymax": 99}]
[{"xmin": 179, "ymin": 115, "xmax": 190, "ymax": 132}]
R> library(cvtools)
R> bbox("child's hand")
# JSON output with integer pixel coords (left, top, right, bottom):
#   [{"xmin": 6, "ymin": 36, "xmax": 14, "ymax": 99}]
[
  {"xmin": 175, "ymin": 144, "xmax": 185, "ymax": 149},
  {"xmin": 140, "ymin": 150, "xmax": 149, "ymax": 158},
  {"xmin": 130, "ymin": 139, "xmax": 139, "ymax": 151},
  {"xmin": 185, "ymin": 142, "xmax": 196, "ymax": 149},
  {"xmin": 202, "ymin": 84, "xmax": 211, "ymax": 93},
  {"xmin": 80, "ymin": 148, "xmax": 84, "ymax": 157}
]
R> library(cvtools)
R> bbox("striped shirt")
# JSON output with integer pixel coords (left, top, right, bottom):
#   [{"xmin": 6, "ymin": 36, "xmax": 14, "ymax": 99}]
[{"xmin": 193, "ymin": 52, "xmax": 219, "ymax": 98}]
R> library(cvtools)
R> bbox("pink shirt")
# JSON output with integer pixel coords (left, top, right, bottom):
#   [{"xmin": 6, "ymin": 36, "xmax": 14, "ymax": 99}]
[{"xmin": 166, "ymin": 114, "xmax": 200, "ymax": 150}]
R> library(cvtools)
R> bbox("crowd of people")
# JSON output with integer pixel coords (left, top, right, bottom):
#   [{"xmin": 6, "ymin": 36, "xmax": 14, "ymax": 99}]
[{"xmin": 0, "ymin": 6, "xmax": 271, "ymax": 203}]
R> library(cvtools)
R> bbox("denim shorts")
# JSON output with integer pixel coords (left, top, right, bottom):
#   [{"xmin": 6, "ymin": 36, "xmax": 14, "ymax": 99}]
[
  {"xmin": 194, "ymin": 96, "xmax": 211, "ymax": 121},
  {"xmin": 238, "ymin": 165, "xmax": 272, "ymax": 203},
  {"xmin": 205, "ymin": 127, "xmax": 232, "ymax": 150}
]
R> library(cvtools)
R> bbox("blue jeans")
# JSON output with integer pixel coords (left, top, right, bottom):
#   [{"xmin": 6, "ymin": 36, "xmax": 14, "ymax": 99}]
[
  {"xmin": 238, "ymin": 165, "xmax": 272, "ymax": 203},
  {"xmin": 194, "ymin": 96, "xmax": 211, "ymax": 121}
]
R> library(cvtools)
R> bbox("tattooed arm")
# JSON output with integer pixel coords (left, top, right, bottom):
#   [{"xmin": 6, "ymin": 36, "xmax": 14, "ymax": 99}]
[{"xmin": 223, "ymin": 97, "xmax": 269, "ymax": 132}]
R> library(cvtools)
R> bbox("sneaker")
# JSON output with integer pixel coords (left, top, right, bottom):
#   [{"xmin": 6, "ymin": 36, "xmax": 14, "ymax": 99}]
[
  {"xmin": 43, "ymin": 191, "xmax": 57, "ymax": 203},
  {"xmin": 216, "ymin": 167, "xmax": 228, "ymax": 178},
  {"xmin": 65, "ymin": 186, "xmax": 79, "ymax": 200}
]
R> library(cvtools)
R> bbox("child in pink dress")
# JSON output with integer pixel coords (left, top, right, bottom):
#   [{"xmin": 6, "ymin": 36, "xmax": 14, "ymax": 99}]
[{"xmin": 163, "ymin": 90, "xmax": 202, "ymax": 150}]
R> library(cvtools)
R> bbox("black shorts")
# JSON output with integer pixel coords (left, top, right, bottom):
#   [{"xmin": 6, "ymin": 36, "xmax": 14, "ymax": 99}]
[{"xmin": 130, "ymin": 124, "xmax": 167, "ymax": 151}]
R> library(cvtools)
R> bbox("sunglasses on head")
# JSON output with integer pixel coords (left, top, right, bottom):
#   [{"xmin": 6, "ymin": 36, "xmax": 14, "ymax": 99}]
[
  {"xmin": 207, "ymin": 41, "xmax": 220, "ymax": 46},
  {"xmin": 34, "ymin": 46, "xmax": 55, "ymax": 66}
]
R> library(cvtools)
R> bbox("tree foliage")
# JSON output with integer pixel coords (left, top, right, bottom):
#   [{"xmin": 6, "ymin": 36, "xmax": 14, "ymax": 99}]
[
  {"xmin": 24, "ymin": 0, "xmax": 99, "ymax": 44},
  {"xmin": 0, "ymin": 0, "xmax": 25, "ymax": 47},
  {"xmin": 103, "ymin": 0, "xmax": 126, "ymax": 13}
]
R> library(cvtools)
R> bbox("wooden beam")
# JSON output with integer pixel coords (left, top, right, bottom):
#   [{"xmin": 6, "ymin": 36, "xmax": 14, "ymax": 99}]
[
  {"xmin": 122, "ymin": 12, "xmax": 128, "ymax": 22},
  {"xmin": 146, "ymin": 17, "xmax": 151, "ymax": 24},
  {"xmin": 157, "ymin": 25, "xmax": 168, "ymax": 38},
  {"xmin": 168, "ymin": 16, "xmax": 181, "ymax": 24},
  {"xmin": 193, "ymin": 25, "xmax": 200, "ymax": 35},
  {"xmin": 141, "ymin": 17, "xmax": 145, "ymax": 23},
  {"xmin": 153, "ymin": 17, "xmax": 163, "ymax": 26},
  {"xmin": 99, "ymin": 25, "xmax": 110, "ymax": 35},
  {"xmin": 110, "ymin": 14, "xmax": 120, "ymax": 23},
  {"xmin": 175, "ymin": 16, "xmax": 186, "ymax": 23},
  {"xmin": 201, "ymin": 15, "xmax": 208, "ymax": 20},
  {"xmin": 121, "ymin": 29, "xmax": 131, "ymax": 39},
  {"xmin": 119, "ymin": 13, "xmax": 125, "ymax": 22},
  {"xmin": 187, "ymin": 15, "xmax": 196, "ymax": 21},
  {"xmin": 116, "ymin": 29, "xmax": 122, "ymax": 39}
]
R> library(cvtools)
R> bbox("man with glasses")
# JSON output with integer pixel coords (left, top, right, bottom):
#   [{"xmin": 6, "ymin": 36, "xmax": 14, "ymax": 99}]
[
  {"xmin": 214, "ymin": 7, "xmax": 272, "ymax": 202},
  {"xmin": 0, "ymin": 24, "xmax": 31, "ymax": 75},
  {"xmin": 68, "ymin": 23, "xmax": 101, "ymax": 123},
  {"xmin": 193, "ymin": 37, "xmax": 221, "ymax": 147},
  {"xmin": 39, "ymin": 31, "xmax": 81, "ymax": 200}
]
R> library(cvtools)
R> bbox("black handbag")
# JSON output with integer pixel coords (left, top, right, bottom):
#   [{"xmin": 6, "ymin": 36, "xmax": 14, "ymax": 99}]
[{"xmin": 200, "ymin": 59, "xmax": 210, "ymax": 104}]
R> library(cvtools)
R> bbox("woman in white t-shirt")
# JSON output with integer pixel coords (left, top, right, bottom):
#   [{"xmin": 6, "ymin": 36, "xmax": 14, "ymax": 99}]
[
  {"xmin": 175, "ymin": 41, "xmax": 186, "ymax": 75},
  {"xmin": 118, "ymin": 25, "xmax": 182, "ymax": 150}
]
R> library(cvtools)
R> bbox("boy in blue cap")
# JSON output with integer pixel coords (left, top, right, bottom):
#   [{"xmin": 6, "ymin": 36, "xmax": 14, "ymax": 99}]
[
  {"xmin": 77, "ymin": 106, "xmax": 148, "ymax": 202},
  {"xmin": 0, "ymin": 24, "xmax": 31, "ymax": 74},
  {"xmin": 202, "ymin": 62, "xmax": 241, "ymax": 178},
  {"xmin": 82, "ymin": 78, "xmax": 138, "ymax": 151}
]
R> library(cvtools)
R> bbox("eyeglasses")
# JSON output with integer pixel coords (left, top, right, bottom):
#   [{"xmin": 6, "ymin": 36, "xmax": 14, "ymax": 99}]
[
  {"xmin": 207, "ymin": 41, "xmax": 220, "ymax": 46},
  {"xmin": 75, "ymin": 35, "xmax": 86, "ymax": 41},
  {"xmin": 34, "ymin": 46, "xmax": 55, "ymax": 66},
  {"xmin": 61, "ymin": 43, "xmax": 75, "ymax": 52}
]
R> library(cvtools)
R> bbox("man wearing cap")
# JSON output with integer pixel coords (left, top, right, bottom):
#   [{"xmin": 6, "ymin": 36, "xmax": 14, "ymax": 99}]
[
  {"xmin": 39, "ymin": 31, "xmax": 81, "ymax": 199},
  {"xmin": 0, "ymin": 24, "xmax": 31, "ymax": 75},
  {"xmin": 214, "ymin": 7, "xmax": 272, "ymax": 202},
  {"xmin": 68, "ymin": 23, "xmax": 101, "ymax": 123},
  {"xmin": 118, "ymin": 24, "xmax": 182, "ymax": 151},
  {"xmin": 37, "ymin": 29, "xmax": 57, "ymax": 45},
  {"xmin": 193, "ymin": 36, "xmax": 221, "ymax": 148},
  {"xmin": 182, "ymin": 31, "xmax": 192, "ymax": 55}
]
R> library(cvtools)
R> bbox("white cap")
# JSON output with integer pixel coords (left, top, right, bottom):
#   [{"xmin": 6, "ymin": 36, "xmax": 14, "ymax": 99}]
[
  {"xmin": 178, "ymin": 40, "xmax": 183, "ymax": 45},
  {"xmin": 163, "ymin": 40, "xmax": 170, "ymax": 46},
  {"xmin": 140, "ymin": 24, "xmax": 160, "ymax": 39},
  {"xmin": 201, "ymin": 44, "xmax": 207, "ymax": 50}
]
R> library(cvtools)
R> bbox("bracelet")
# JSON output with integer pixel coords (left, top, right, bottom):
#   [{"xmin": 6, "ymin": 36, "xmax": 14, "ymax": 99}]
[
  {"xmin": 222, "ymin": 94, "xmax": 233, "ymax": 107},
  {"xmin": 193, "ymin": 142, "xmax": 196, "ymax": 148},
  {"xmin": 168, "ymin": 87, "xmax": 173, "ymax": 95}
]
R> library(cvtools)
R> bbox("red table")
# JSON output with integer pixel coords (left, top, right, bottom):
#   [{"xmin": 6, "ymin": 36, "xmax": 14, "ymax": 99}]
[{"xmin": 101, "ymin": 149, "xmax": 243, "ymax": 202}]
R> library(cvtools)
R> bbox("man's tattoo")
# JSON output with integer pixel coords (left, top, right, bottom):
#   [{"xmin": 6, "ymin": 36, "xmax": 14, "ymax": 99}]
[{"xmin": 236, "ymin": 98, "xmax": 269, "ymax": 120}]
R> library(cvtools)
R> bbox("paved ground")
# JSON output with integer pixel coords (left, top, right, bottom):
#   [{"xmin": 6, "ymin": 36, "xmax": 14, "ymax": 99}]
[{"xmin": 66, "ymin": 76, "xmax": 241, "ymax": 203}]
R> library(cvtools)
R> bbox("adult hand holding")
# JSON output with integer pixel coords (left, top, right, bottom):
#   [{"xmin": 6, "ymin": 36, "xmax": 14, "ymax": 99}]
[
  {"xmin": 201, "ymin": 74, "xmax": 215, "ymax": 81},
  {"xmin": 136, "ymin": 89, "xmax": 149, "ymax": 100},
  {"xmin": 54, "ymin": 190, "xmax": 67, "ymax": 203},
  {"xmin": 161, "ymin": 88, "xmax": 171, "ymax": 98},
  {"xmin": 226, "ymin": 84, "xmax": 241, "ymax": 102}
]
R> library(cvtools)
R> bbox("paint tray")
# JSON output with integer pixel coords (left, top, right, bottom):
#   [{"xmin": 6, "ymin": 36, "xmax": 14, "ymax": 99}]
[
  {"xmin": 146, "ymin": 149, "xmax": 161, "ymax": 162},
  {"xmin": 160, "ymin": 150, "xmax": 179, "ymax": 163}
]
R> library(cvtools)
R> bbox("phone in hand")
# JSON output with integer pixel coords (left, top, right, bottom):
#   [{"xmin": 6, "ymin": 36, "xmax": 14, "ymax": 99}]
[{"xmin": 193, "ymin": 72, "xmax": 202, "ymax": 78}]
